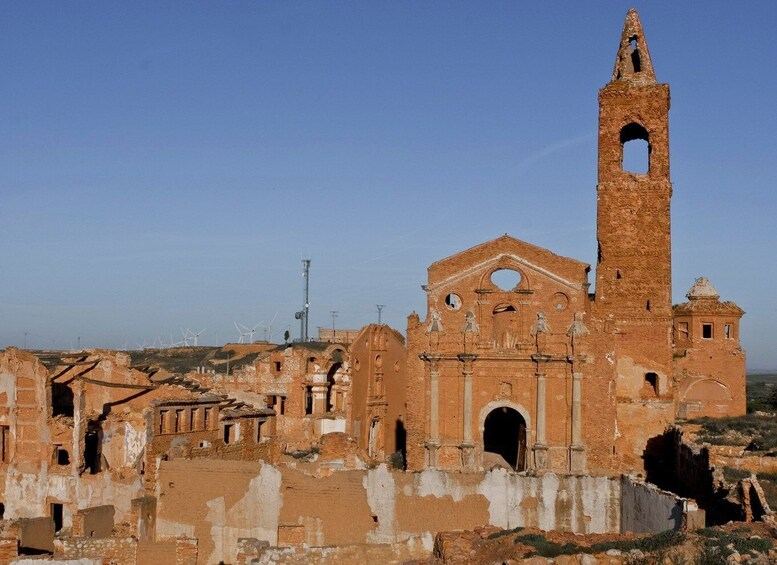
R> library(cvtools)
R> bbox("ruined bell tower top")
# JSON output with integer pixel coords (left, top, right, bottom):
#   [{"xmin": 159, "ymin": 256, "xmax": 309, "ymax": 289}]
[{"xmin": 612, "ymin": 8, "xmax": 656, "ymax": 84}]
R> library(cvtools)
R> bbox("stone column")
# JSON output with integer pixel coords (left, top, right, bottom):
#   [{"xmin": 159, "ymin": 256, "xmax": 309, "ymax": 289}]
[
  {"xmin": 458, "ymin": 353, "xmax": 477, "ymax": 470},
  {"xmin": 421, "ymin": 354, "xmax": 441, "ymax": 467},
  {"xmin": 533, "ymin": 372, "xmax": 548, "ymax": 469},
  {"xmin": 569, "ymin": 371, "xmax": 586, "ymax": 472},
  {"xmin": 311, "ymin": 374, "xmax": 328, "ymax": 415}
]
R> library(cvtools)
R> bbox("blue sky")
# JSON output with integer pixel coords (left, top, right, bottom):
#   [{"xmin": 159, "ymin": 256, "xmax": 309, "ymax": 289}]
[{"xmin": 2, "ymin": 3, "xmax": 776, "ymax": 370}]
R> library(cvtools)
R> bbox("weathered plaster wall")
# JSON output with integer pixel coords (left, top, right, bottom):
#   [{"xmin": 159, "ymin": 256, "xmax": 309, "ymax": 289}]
[
  {"xmin": 620, "ymin": 475, "xmax": 703, "ymax": 534},
  {"xmin": 157, "ymin": 460, "xmax": 622, "ymax": 564},
  {"xmin": 156, "ymin": 460, "xmax": 281, "ymax": 565}
]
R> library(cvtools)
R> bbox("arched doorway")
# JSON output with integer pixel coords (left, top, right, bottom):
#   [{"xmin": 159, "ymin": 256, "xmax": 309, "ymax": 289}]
[{"xmin": 483, "ymin": 406, "xmax": 527, "ymax": 471}]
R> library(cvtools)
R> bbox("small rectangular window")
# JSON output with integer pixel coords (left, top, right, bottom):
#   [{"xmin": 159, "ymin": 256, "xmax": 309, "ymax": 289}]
[
  {"xmin": 175, "ymin": 409, "xmax": 184, "ymax": 432},
  {"xmin": 256, "ymin": 420, "xmax": 264, "ymax": 442},
  {"xmin": 55, "ymin": 445, "xmax": 70, "ymax": 466},
  {"xmin": 159, "ymin": 411, "xmax": 168, "ymax": 434},
  {"xmin": 223, "ymin": 424, "xmax": 233, "ymax": 444},
  {"xmin": 702, "ymin": 323, "xmax": 713, "ymax": 339},
  {"xmin": 274, "ymin": 361, "xmax": 282, "ymax": 372},
  {"xmin": 724, "ymin": 324, "xmax": 732, "ymax": 339}
]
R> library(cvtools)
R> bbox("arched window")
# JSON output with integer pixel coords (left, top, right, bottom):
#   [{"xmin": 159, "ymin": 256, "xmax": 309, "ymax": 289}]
[
  {"xmin": 490, "ymin": 269, "xmax": 522, "ymax": 291},
  {"xmin": 620, "ymin": 122, "xmax": 650, "ymax": 174}
]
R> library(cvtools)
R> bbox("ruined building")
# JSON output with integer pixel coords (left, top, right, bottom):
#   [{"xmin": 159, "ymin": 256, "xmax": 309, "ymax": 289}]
[
  {"xmin": 0, "ymin": 8, "xmax": 751, "ymax": 565},
  {"xmin": 404, "ymin": 8, "xmax": 746, "ymax": 477}
]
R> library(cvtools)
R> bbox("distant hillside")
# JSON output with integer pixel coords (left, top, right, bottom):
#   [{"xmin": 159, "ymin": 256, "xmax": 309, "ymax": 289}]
[{"xmin": 129, "ymin": 343, "xmax": 277, "ymax": 374}]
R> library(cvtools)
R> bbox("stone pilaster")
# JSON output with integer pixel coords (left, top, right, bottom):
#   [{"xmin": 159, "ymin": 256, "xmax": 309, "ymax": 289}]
[
  {"xmin": 569, "ymin": 371, "xmax": 586, "ymax": 473},
  {"xmin": 458, "ymin": 353, "xmax": 477, "ymax": 470},
  {"xmin": 421, "ymin": 354, "xmax": 442, "ymax": 467},
  {"xmin": 533, "ymin": 372, "xmax": 548, "ymax": 469}
]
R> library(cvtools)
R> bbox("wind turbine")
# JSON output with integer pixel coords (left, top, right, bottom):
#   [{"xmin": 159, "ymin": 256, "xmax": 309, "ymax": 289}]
[
  {"xmin": 264, "ymin": 312, "xmax": 278, "ymax": 342},
  {"xmin": 234, "ymin": 322, "xmax": 250, "ymax": 344},
  {"xmin": 246, "ymin": 322, "xmax": 261, "ymax": 344},
  {"xmin": 191, "ymin": 328, "xmax": 206, "ymax": 346}
]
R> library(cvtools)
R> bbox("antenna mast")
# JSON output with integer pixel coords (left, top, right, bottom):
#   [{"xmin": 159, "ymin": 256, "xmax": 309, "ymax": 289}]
[
  {"xmin": 377, "ymin": 304, "xmax": 385, "ymax": 325},
  {"xmin": 295, "ymin": 259, "xmax": 311, "ymax": 341}
]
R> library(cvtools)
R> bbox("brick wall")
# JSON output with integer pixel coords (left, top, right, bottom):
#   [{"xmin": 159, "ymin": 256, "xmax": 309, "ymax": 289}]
[{"xmin": 56, "ymin": 535, "xmax": 138, "ymax": 565}]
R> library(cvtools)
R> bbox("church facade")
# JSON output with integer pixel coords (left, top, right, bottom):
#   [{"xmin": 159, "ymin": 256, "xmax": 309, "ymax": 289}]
[{"xmin": 404, "ymin": 9, "xmax": 745, "ymax": 476}]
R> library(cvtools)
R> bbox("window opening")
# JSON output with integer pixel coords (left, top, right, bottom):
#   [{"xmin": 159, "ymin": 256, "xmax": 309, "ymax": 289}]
[
  {"xmin": 159, "ymin": 410, "xmax": 168, "ymax": 434},
  {"xmin": 702, "ymin": 323, "xmax": 713, "ymax": 339},
  {"xmin": 491, "ymin": 269, "xmax": 522, "ymax": 291},
  {"xmin": 620, "ymin": 122, "xmax": 650, "ymax": 174},
  {"xmin": 629, "ymin": 36, "xmax": 641, "ymax": 72},
  {"xmin": 645, "ymin": 372, "xmax": 658, "ymax": 395},
  {"xmin": 444, "ymin": 293, "xmax": 462, "ymax": 310},
  {"xmin": 51, "ymin": 503, "xmax": 63, "ymax": 533},
  {"xmin": 616, "ymin": 269, "xmax": 622, "ymax": 280},
  {"xmin": 305, "ymin": 387, "xmax": 313, "ymax": 415},
  {"xmin": 274, "ymin": 361, "xmax": 282, "ymax": 372},
  {"xmin": 189, "ymin": 409, "xmax": 196, "ymax": 431},
  {"xmin": 724, "ymin": 324, "xmax": 732, "ymax": 339},
  {"xmin": 326, "ymin": 363, "xmax": 339, "ymax": 413},
  {"xmin": 646, "ymin": 300, "xmax": 651, "ymax": 311},
  {"xmin": 51, "ymin": 383, "xmax": 74, "ymax": 417},
  {"xmin": 256, "ymin": 420, "xmax": 264, "ymax": 442},
  {"xmin": 223, "ymin": 424, "xmax": 233, "ymax": 444},
  {"xmin": 0, "ymin": 503, "xmax": 4, "ymax": 519},
  {"xmin": 84, "ymin": 426, "xmax": 101, "ymax": 474},
  {"xmin": 174, "ymin": 409, "xmax": 184, "ymax": 432},
  {"xmin": 55, "ymin": 446, "xmax": 70, "ymax": 466}
]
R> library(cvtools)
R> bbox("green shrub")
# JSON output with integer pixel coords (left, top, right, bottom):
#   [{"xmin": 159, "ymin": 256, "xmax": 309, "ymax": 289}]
[
  {"xmin": 590, "ymin": 529, "xmax": 684, "ymax": 554},
  {"xmin": 487, "ymin": 526, "xmax": 524, "ymax": 540},
  {"xmin": 512, "ymin": 533, "xmax": 582, "ymax": 557}
]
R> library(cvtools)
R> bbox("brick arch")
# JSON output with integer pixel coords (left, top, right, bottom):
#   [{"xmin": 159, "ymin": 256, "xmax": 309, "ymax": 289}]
[
  {"xmin": 684, "ymin": 379, "xmax": 732, "ymax": 402},
  {"xmin": 478, "ymin": 400, "xmax": 532, "ymax": 436},
  {"xmin": 478, "ymin": 261, "xmax": 530, "ymax": 292}
]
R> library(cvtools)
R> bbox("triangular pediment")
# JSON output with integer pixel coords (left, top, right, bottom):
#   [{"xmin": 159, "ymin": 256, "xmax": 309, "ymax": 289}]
[{"xmin": 426, "ymin": 235, "xmax": 589, "ymax": 291}]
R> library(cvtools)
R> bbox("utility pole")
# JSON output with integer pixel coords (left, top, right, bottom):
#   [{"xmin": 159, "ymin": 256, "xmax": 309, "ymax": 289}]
[
  {"xmin": 330, "ymin": 310, "xmax": 338, "ymax": 340},
  {"xmin": 377, "ymin": 304, "xmax": 385, "ymax": 325}
]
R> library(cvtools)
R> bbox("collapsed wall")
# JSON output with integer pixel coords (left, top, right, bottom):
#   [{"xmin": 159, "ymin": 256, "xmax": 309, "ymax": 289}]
[{"xmin": 620, "ymin": 475, "xmax": 704, "ymax": 533}]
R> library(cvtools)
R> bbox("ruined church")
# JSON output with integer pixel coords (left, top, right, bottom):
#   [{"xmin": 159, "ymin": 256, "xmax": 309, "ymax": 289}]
[
  {"xmin": 404, "ymin": 8, "xmax": 745, "ymax": 476},
  {"xmin": 0, "ymin": 9, "xmax": 750, "ymax": 564}
]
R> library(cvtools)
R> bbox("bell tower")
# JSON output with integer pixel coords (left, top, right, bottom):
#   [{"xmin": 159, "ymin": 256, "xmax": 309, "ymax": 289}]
[
  {"xmin": 595, "ymin": 8, "xmax": 672, "ymax": 323},
  {"xmin": 594, "ymin": 9, "xmax": 675, "ymax": 472}
]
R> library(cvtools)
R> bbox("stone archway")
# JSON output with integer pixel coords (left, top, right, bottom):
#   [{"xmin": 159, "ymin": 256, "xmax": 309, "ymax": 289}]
[{"xmin": 483, "ymin": 406, "xmax": 527, "ymax": 471}]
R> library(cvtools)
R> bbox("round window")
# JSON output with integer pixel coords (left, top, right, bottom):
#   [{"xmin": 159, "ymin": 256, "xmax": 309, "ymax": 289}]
[
  {"xmin": 553, "ymin": 293, "xmax": 569, "ymax": 311},
  {"xmin": 444, "ymin": 293, "xmax": 462, "ymax": 310}
]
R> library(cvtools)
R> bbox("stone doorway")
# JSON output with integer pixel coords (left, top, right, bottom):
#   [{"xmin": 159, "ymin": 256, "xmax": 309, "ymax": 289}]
[{"xmin": 483, "ymin": 406, "xmax": 527, "ymax": 471}]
